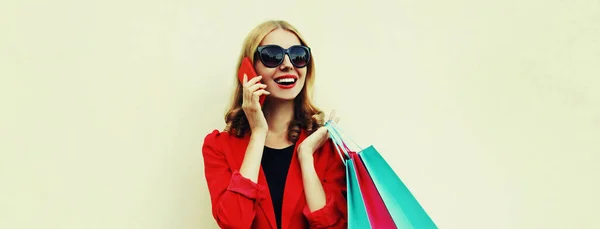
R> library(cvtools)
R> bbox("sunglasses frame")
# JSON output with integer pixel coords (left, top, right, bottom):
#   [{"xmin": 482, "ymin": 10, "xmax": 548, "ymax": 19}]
[{"xmin": 255, "ymin": 44, "xmax": 311, "ymax": 68}]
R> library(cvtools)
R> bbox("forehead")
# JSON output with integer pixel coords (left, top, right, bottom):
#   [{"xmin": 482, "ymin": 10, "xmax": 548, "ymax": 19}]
[{"xmin": 259, "ymin": 29, "xmax": 302, "ymax": 48}]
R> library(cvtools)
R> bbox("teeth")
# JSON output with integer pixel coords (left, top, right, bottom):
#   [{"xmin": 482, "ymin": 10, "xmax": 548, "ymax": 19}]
[{"xmin": 276, "ymin": 78, "xmax": 296, "ymax": 83}]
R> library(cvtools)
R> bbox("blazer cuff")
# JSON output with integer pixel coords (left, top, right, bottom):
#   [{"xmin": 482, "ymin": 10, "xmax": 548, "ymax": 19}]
[
  {"xmin": 226, "ymin": 170, "xmax": 260, "ymax": 199},
  {"xmin": 302, "ymin": 194, "xmax": 341, "ymax": 228}
]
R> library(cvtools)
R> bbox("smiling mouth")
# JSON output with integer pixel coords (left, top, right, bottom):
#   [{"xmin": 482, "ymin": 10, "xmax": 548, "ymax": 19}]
[{"xmin": 275, "ymin": 77, "xmax": 297, "ymax": 86}]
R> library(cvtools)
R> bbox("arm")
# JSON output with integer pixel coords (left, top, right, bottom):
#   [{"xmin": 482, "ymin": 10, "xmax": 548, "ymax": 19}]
[
  {"xmin": 202, "ymin": 130, "xmax": 267, "ymax": 229},
  {"xmin": 299, "ymin": 153, "xmax": 327, "ymax": 211},
  {"xmin": 298, "ymin": 139, "xmax": 348, "ymax": 229},
  {"xmin": 239, "ymin": 131, "xmax": 267, "ymax": 182}
]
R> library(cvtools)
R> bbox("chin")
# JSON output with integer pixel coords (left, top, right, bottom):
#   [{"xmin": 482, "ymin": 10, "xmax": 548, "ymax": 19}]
[
  {"xmin": 269, "ymin": 95, "xmax": 297, "ymax": 102},
  {"xmin": 268, "ymin": 91, "xmax": 301, "ymax": 102}
]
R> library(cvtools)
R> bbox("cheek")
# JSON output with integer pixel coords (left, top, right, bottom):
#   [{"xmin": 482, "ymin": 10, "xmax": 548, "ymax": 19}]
[
  {"xmin": 254, "ymin": 64, "xmax": 276, "ymax": 78},
  {"xmin": 297, "ymin": 69, "xmax": 307, "ymax": 81}
]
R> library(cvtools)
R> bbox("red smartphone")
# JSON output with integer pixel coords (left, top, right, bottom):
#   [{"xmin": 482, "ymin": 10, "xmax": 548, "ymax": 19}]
[{"xmin": 238, "ymin": 57, "xmax": 266, "ymax": 105}]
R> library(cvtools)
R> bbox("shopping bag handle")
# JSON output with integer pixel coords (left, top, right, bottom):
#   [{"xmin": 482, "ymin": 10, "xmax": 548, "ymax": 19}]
[
  {"xmin": 326, "ymin": 121, "xmax": 363, "ymax": 151},
  {"xmin": 324, "ymin": 121, "xmax": 349, "ymax": 164},
  {"xmin": 324, "ymin": 121, "xmax": 363, "ymax": 163}
]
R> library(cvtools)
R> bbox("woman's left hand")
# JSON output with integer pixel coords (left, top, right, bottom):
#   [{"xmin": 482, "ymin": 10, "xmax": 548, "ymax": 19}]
[{"xmin": 298, "ymin": 110, "xmax": 340, "ymax": 161}]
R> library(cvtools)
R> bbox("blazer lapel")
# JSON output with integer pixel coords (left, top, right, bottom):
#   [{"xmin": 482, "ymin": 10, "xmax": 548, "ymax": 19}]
[
  {"xmin": 281, "ymin": 130, "xmax": 308, "ymax": 229},
  {"xmin": 229, "ymin": 133, "xmax": 278, "ymax": 229},
  {"xmin": 258, "ymin": 167, "xmax": 278, "ymax": 229}
]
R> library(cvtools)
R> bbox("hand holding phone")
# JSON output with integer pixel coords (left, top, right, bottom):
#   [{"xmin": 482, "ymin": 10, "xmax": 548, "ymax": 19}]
[
  {"xmin": 238, "ymin": 57, "xmax": 269, "ymax": 133},
  {"xmin": 238, "ymin": 57, "xmax": 267, "ymax": 106}
]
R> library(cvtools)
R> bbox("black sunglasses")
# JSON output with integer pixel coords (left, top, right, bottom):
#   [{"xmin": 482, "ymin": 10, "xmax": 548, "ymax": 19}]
[{"xmin": 255, "ymin": 44, "xmax": 311, "ymax": 68}]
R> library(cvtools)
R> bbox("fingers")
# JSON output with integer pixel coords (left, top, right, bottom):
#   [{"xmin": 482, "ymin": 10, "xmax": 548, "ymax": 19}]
[
  {"xmin": 244, "ymin": 75, "xmax": 263, "ymax": 87},
  {"xmin": 245, "ymin": 83, "xmax": 268, "ymax": 103},
  {"xmin": 241, "ymin": 75, "xmax": 269, "ymax": 109},
  {"xmin": 328, "ymin": 109, "xmax": 340, "ymax": 124},
  {"xmin": 252, "ymin": 89, "xmax": 270, "ymax": 103},
  {"xmin": 243, "ymin": 75, "xmax": 267, "ymax": 101},
  {"xmin": 247, "ymin": 83, "xmax": 267, "ymax": 92},
  {"xmin": 253, "ymin": 89, "xmax": 270, "ymax": 97},
  {"xmin": 328, "ymin": 109, "xmax": 337, "ymax": 121}
]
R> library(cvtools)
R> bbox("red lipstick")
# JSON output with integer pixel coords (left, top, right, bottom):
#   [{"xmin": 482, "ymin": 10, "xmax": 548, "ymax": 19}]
[{"xmin": 274, "ymin": 75, "xmax": 298, "ymax": 89}]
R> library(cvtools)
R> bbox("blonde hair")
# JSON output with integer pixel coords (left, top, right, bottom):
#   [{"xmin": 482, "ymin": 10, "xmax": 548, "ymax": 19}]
[{"xmin": 223, "ymin": 20, "xmax": 324, "ymax": 142}]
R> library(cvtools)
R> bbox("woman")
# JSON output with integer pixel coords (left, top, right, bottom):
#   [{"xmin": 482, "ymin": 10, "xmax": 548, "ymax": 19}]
[{"xmin": 202, "ymin": 20, "xmax": 348, "ymax": 229}]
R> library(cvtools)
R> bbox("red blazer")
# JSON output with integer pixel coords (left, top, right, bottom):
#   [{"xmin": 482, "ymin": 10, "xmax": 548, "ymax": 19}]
[{"xmin": 202, "ymin": 128, "xmax": 348, "ymax": 229}]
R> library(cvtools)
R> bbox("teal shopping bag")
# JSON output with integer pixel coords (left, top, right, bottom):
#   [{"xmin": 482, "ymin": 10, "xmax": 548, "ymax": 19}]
[
  {"xmin": 359, "ymin": 146, "xmax": 437, "ymax": 229},
  {"xmin": 325, "ymin": 121, "xmax": 438, "ymax": 229},
  {"xmin": 345, "ymin": 154, "xmax": 373, "ymax": 229}
]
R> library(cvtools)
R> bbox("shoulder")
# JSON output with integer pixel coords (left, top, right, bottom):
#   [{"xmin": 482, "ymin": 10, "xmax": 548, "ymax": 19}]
[
  {"xmin": 203, "ymin": 129, "xmax": 223, "ymax": 142},
  {"xmin": 202, "ymin": 129, "xmax": 231, "ymax": 151},
  {"xmin": 203, "ymin": 127, "xmax": 239, "ymax": 142},
  {"xmin": 203, "ymin": 129, "xmax": 247, "ymax": 153},
  {"xmin": 202, "ymin": 129, "xmax": 249, "ymax": 168},
  {"xmin": 202, "ymin": 129, "xmax": 234, "ymax": 160}
]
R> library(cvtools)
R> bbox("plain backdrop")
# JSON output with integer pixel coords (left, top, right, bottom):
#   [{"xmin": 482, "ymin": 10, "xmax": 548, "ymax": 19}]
[{"xmin": 1, "ymin": 0, "xmax": 599, "ymax": 228}]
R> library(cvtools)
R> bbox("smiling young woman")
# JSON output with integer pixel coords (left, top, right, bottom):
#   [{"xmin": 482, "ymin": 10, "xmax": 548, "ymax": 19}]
[{"xmin": 202, "ymin": 20, "xmax": 348, "ymax": 229}]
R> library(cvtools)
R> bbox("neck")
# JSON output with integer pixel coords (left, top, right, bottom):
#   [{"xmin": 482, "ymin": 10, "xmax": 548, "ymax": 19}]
[{"xmin": 263, "ymin": 99, "xmax": 295, "ymax": 135}]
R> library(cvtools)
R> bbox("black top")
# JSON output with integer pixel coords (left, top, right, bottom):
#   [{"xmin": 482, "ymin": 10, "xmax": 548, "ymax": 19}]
[{"xmin": 261, "ymin": 144, "xmax": 295, "ymax": 229}]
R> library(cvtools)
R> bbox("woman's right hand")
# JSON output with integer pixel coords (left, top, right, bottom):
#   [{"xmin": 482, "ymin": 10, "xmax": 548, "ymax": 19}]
[{"xmin": 241, "ymin": 74, "xmax": 270, "ymax": 134}]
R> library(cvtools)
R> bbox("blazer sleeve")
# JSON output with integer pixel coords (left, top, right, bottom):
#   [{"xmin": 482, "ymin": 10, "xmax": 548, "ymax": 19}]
[
  {"xmin": 202, "ymin": 130, "xmax": 263, "ymax": 229},
  {"xmin": 302, "ymin": 139, "xmax": 348, "ymax": 229}
]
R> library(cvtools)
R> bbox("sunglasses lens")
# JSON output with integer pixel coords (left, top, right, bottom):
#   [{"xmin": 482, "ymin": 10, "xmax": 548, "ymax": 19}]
[
  {"xmin": 259, "ymin": 47, "xmax": 284, "ymax": 67},
  {"xmin": 289, "ymin": 46, "xmax": 309, "ymax": 67}
]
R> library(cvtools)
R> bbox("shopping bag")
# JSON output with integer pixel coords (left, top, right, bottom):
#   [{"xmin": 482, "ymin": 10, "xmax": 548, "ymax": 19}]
[
  {"xmin": 351, "ymin": 151, "xmax": 397, "ymax": 229},
  {"xmin": 344, "ymin": 151, "xmax": 372, "ymax": 229},
  {"xmin": 325, "ymin": 121, "xmax": 438, "ymax": 229},
  {"xmin": 326, "ymin": 123, "xmax": 373, "ymax": 229}
]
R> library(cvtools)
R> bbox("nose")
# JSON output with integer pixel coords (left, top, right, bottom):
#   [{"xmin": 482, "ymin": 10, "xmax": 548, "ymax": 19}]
[{"xmin": 279, "ymin": 54, "xmax": 294, "ymax": 70}]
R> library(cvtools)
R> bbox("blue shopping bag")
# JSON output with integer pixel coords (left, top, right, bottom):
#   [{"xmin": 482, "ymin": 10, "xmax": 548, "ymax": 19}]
[{"xmin": 325, "ymin": 121, "xmax": 438, "ymax": 229}]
